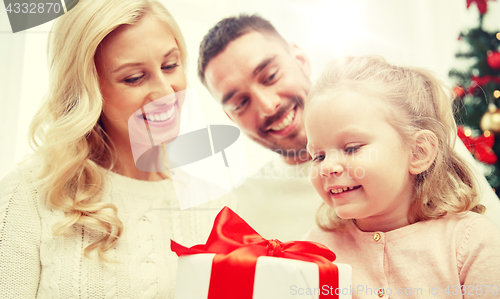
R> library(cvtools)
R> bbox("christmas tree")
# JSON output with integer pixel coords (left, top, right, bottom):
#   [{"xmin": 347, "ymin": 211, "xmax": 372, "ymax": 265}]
[{"xmin": 450, "ymin": 0, "xmax": 500, "ymax": 195}]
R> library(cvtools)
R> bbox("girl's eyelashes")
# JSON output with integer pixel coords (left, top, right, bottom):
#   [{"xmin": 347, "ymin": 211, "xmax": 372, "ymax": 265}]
[
  {"xmin": 344, "ymin": 144, "xmax": 362, "ymax": 154},
  {"xmin": 310, "ymin": 145, "xmax": 363, "ymax": 163},
  {"xmin": 312, "ymin": 154, "xmax": 325, "ymax": 162}
]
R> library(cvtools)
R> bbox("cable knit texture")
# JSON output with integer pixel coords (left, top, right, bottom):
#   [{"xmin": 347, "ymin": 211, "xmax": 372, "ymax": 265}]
[
  {"xmin": 304, "ymin": 212, "xmax": 500, "ymax": 299},
  {"xmin": 0, "ymin": 161, "xmax": 234, "ymax": 298}
]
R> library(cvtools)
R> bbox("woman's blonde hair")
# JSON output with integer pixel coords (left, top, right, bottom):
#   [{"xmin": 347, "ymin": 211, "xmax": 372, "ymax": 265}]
[
  {"xmin": 307, "ymin": 55, "xmax": 485, "ymax": 230},
  {"xmin": 28, "ymin": 0, "xmax": 187, "ymax": 260}
]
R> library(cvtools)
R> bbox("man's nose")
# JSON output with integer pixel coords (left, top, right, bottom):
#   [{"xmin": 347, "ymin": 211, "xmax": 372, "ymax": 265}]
[{"xmin": 253, "ymin": 89, "xmax": 280, "ymax": 117}]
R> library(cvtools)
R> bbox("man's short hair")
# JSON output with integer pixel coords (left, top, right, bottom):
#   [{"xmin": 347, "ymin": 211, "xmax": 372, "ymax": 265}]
[{"xmin": 197, "ymin": 14, "xmax": 287, "ymax": 85}]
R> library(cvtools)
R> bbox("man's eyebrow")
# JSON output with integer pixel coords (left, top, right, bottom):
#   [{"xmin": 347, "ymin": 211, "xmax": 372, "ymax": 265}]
[
  {"xmin": 112, "ymin": 48, "xmax": 179, "ymax": 74},
  {"xmin": 252, "ymin": 55, "xmax": 276, "ymax": 77},
  {"xmin": 222, "ymin": 90, "xmax": 237, "ymax": 105}
]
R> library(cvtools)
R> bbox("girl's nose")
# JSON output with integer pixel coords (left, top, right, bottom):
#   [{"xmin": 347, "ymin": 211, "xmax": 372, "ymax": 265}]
[{"xmin": 321, "ymin": 163, "xmax": 344, "ymax": 177}]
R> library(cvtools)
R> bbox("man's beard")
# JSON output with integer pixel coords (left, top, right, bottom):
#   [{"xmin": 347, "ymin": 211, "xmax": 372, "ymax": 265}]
[
  {"xmin": 251, "ymin": 130, "xmax": 308, "ymax": 158},
  {"xmin": 260, "ymin": 95, "xmax": 304, "ymax": 130},
  {"xmin": 253, "ymin": 96, "xmax": 308, "ymax": 159}
]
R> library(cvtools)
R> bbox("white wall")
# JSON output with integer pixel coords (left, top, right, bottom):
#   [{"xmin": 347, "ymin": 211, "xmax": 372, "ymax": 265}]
[{"xmin": 1, "ymin": 0, "xmax": 499, "ymax": 179}]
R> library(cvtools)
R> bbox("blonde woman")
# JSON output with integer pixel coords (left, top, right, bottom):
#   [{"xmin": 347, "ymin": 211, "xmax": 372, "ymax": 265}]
[{"xmin": 0, "ymin": 0, "xmax": 226, "ymax": 297}]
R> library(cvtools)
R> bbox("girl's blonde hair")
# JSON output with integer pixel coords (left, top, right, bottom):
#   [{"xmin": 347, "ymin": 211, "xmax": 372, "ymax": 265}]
[
  {"xmin": 28, "ymin": 0, "xmax": 187, "ymax": 260},
  {"xmin": 307, "ymin": 55, "xmax": 485, "ymax": 230}
]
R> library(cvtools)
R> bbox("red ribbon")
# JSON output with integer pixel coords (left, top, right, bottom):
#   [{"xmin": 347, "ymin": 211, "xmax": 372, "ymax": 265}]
[{"xmin": 171, "ymin": 206, "xmax": 340, "ymax": 299}]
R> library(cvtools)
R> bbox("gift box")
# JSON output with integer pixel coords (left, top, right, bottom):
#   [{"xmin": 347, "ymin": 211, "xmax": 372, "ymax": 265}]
[{"xmin": 171, "ymin": 207, "xmax": 352, "ymax": 299}]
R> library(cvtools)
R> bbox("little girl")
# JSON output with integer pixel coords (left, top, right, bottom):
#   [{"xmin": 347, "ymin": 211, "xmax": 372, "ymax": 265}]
[{"xmin": 303, "ymin": 56, "xmax": 500, "ymax": 298}]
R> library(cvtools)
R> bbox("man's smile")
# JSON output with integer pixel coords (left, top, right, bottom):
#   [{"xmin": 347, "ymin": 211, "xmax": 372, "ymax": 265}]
[
  {"xmin": 265, "ymin": 105, "xmax": 299, "ymax": 137},
  {"xmin": 270, "ymin": 108, "xmax": 296, "ymax": 131}
]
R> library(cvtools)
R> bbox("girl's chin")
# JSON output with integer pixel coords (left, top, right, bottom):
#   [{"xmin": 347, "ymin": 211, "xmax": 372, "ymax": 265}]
[{"xmin": 333, "ymin": 207, "xmax": 358, "ymax": 220}]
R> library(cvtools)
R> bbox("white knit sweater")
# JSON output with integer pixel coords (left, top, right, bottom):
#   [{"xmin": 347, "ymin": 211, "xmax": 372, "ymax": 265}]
[{"xmin": 0, "ymin": 162, "xmax": 232, "ymax": 298}]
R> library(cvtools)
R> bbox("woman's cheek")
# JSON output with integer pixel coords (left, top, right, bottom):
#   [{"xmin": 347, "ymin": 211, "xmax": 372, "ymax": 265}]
[{"xmin": 174, "ymin": 67, "xmax": 187, "ymax": 90}]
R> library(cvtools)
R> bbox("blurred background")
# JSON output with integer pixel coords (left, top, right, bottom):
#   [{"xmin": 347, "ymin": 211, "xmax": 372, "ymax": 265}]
[{"xmin": 1, "ymin": 0, "xmax": 499, "ymax": 181}]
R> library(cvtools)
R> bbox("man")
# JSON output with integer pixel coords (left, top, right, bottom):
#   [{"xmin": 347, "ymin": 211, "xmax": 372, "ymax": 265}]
[{"xmin": 197, "ymin": 15, "xmax": 500, "ymax": 240}]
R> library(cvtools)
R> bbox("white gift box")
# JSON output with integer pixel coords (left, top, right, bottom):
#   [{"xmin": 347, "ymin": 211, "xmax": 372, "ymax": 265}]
[{"xmin": 175, "ymin": 253, "xmax": 352, "ymax": 299}]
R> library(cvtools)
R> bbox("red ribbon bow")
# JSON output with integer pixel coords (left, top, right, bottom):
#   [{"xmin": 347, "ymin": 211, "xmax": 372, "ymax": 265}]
[
  {"xmin": 171, "ymin": 206, "xmax": 339, "ymax": 299},
  {"xmin": 457, "ymin": 126, "xmax": 497, "ymax": 164}
]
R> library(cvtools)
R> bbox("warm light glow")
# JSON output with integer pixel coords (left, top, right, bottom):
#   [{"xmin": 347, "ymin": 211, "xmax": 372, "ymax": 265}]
[
  {"xmin": 488, "ymin": 103, "xmax": 497, "ymax": 112},
  {"xmin": 494, "ymin": 90, "xmax": 500, "ymax": 99},
  {"xmin": 291, "ymin": 0, "xmax": 372, "ymax": 56},
  {"xmin": 497, "ymin": 32, "xmax": 500, "ymax": 40},
  {"xmin": 464, "ymin": 128, "xmax": 472, "ymax": 137},
  {"xmin": 484, "ymin": 131, "xmax": 491, "ymax": 137}
]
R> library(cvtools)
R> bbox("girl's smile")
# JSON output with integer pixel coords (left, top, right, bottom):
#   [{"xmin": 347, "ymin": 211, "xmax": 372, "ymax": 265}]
[{"xmin": 328, "ymin": 185, "xmax": 362, "ymax": 194}]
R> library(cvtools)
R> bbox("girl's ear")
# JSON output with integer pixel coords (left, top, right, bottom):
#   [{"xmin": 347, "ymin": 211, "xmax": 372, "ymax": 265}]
[{"xmin": 409, "ymin": 130, "xmax": 439, "ymax": 175}]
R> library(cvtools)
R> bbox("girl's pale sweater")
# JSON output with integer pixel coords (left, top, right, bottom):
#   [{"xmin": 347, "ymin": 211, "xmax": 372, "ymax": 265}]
[
  {"xmin": 0, "ymin": 162, "xmax": 231, "ymax": 298},
  {"xmin": 304, "ymin": 212, "xmax": 500, "ymax": 298}
]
